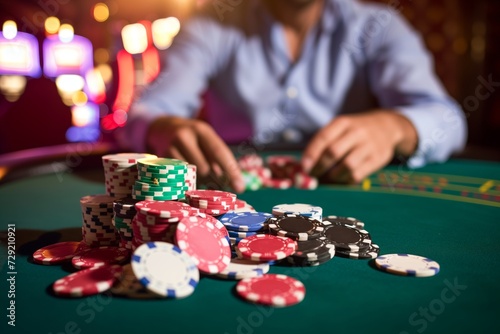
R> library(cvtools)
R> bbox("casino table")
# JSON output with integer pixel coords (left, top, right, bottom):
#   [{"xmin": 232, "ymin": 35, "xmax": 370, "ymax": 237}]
[{"xmin": 1, "ymin": 151, "xmax": 499, "ymax": 334}]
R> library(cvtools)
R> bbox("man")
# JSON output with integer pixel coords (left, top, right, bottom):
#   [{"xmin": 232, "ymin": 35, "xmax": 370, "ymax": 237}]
[{"xmin": 124, "ymin": 0, "xmax": 467, "ymax": 193}]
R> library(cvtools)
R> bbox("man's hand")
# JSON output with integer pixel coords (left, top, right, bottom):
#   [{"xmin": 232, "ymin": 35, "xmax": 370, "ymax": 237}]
[
  {"xmin": 146, "ymin": 116, "xmax": 245, "ymax": 193},
  {"xmin": 301, "ymin": 110, "xmax": 418, "ymax": 184}
]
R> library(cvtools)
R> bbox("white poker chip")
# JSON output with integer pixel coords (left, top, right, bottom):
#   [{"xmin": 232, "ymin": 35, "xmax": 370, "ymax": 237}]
[
  {"xmin": 131, "ymin": 242, "xmax": 199, "ymax": 298},
  {"xmin": 272, "ymin": 203, "xmax": 323, "ymax": 220},
  {"xmin": 375, "ymin": 253, "xmax": 440, "ymax": 277},
  {"xmin": 216, "ymin": 258, "xmax": 270, "ymax": 280}
]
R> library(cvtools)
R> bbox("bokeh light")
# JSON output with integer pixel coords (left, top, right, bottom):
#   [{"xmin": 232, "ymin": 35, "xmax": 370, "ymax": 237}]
[
  {"xmin": 58, "ymin": 24, "xmax": 74, "ymax": 43},
  {"xmin": 94, "ymin": 48, "xmax": 110, "ymax": 64},
  {"xmin": 72, "ymin": 91, "xmax": 88, "ymax": 106},
  {"xmin": 71, "ymin": 103, "xmax": 96, "ymax": 127},
  {"xmin": 93, "ymin": 3, "xmax": 110, "ymax": 23},
  {"xmin": 85, "ymin": 68, "xmax": 106, "ymax": 103},
  {"xmin": 45, "ymin": 17, "xmax": 60, "ymax": 35},
  {"xmin": 97, "ymin": 63, "xmax": 113, "ymax": 84},
  {"xmin": 121, "ymin": 23, "xmax": 148, "ymax": 54},
  {"xmin": 0, "ymin": 75, "xmax": 27, "ymax": 102},
  {"xmin": 2, "ymin": 21, "xmax": 18, "ymax": 40},
  {"xmin": 152, "ymin": 17, "xmax": 181, "ymax": 50}
]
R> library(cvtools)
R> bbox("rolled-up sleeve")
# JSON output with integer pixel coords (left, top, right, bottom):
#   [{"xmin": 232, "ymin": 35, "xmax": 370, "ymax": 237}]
[{"xmin": 366, "ymin": 8, "xmax": 467, "ymax": 168}]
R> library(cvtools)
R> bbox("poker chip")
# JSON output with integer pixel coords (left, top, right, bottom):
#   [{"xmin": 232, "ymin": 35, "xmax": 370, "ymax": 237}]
[
  {"xmin": 185, "ymin": 189, "xmax": 237, "ymax": 202},
  {"xmin": 322, "ymin": 216, "xmax": 365, "ymax": 229},
  {"xmin": 80, "ymin": 194, "xmax": 119, "ymax": 247},
  {"xmin": 291, "ymin": 237, "xmax": 336, "ymax": 262},
  {"xmin": 236, "ymin": 274, "xmax": 306, "ymax": 307},
  {"xmin": 236, "ymin": 234, "xmax": 297, "ymax": 261},
  {"xmin": 71, "ymin": 246, "xmax": 130, "ymax": 269},
  {"xmin": 135, "ymin": 200, "xmax": 196, "ymax": 218},
  {"xmin": 335, "ymin": 243, "xmax": 380, "ymax": 260},
  {"xmin": 131, "ymin": 242, "xmax": 199, "ymax": 298},
  {"xmin": 219, "ymin": 212, "xmax": 272, "ymax": 232},
  {"xmin": 53, "ymin": 264, "xmax": 123, "ymax": 297},
  {"xmin": 175, "ymin": 215, "xmax": 231, "ymax": 274},
  {"xmin": 272, "ymin": 203, "xmax": 323, "ymax": 220},
  {"xmin": 268, "ymin": 214, "xmax": 324, "ymax": 241},
  {"xmin": 216, "ymin": 258, "xmax": 270, "ymax": 280},
  {"xmin": 228, "ymin": 230, "xmax": 258, "ymax": 238},
  {"xmin": 375, "ymin": 254, "xmax": 440, "ymax": 277},
  {"xmin": 136, "ymin": 157, "xmax": 188, "ymax": 171},
  {"xmin": 323, "ymin": 222, "xmax": 372, "ymax": 252},
  {"xmin": 32, "ymin": 241, "xmax": 87, "ymax": 265}
]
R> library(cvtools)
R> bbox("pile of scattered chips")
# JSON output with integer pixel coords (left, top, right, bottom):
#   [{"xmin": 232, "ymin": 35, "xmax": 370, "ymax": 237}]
[
  {"xmin": 31, "ymin": 152, "xmax": 441, "ymax": 308},
  {"xmin": 238, "ymin": 154, "xmax": 318, "ymax": 190}
]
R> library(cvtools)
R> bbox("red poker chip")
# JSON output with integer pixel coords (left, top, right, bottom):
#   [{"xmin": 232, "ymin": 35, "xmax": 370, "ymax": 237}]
[
  {"xmin": 71, "ymin": 246, "xmax": 130, "ymax": 269},
  {"xmin": 175, "ymin": 215, "xmax": 231, "ymax": 274},
  {"xmin": 185, "ymin": 190, "xmax": 236, "ymax": 202},
  {"xmin": 187, "ymin": 198, "xmax": 235, "ymax": 209},
  {"xmin": 32, "ymin": 241, "xmax": 87, "ymax": 265},
  {"xmin": 135, "ymin": 200, "xmax": 196, "ymax": 218},
  {"xmin": 196, "ymin": 213, "xmax": 229, "ymax": 238},
  {"xmin": 53, "ymin": 264, "xmax": 123, "ymax": 297},
  {"xmin": 236, "ymin": 274, "xmax": 306, "ymax": 307},
  {"xmin": 236, "ymin": 234, "xmax": 297, "ymax": 261}
]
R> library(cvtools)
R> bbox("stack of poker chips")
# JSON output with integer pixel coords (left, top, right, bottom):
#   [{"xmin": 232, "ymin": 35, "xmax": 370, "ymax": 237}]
[
  {"xmin": 267, "ymin": 214, "xmax": 335, "ymax": 266},
  {"xmin": 237, "ymin": 154, "xmax": 318, "ymax": 190},
  {"xmin": 321, "ymin": 216, "xmax": 380, "ymax": 260},
  {"xmin": 133, "ymin": 158, "xmax": 188, "ymax": 201},
  {"xmin": 185, "ymin": 164, "xmax": 197, "ymax": 191},
  {"xmin": 112, "ymin": 198, "xmax": 139, "ymax": 250},
  {"xmin": 184, "ymin": 189, "xmax": 236, "ymax": 215},
  {"xmin": 80, "ymin": 194, "xmax": 120, "ymax": 247},
  {"xmin": 131, "ymin": 200, "xmax": 199, "ymax": 249},
  {"xmin": 218, "ymin": 212, "xmax": 272, "ymax": 254},
  {"xmin": 102, "ymin": 153, "xmax": 157, "ymax": 197}
]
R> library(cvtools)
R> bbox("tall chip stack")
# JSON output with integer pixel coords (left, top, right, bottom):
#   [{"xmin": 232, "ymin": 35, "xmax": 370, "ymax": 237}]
[
  {"xmin": 185, "ymin": 164, "xmax": 197, "ymax": 191},
  {"xmin": 80, "ymin": 195, "xmax": 120, "ymax": 247},
  {"xmin": 133, "ymin": 158, "xmax": 188, "ymax": 201},
  {"xmin": 102, "ymin": 153, "xmax": 157, "ymax": 197},
  {"xmin": 112, "ymin": 198, "xmax": 139, "ymax": 250}
]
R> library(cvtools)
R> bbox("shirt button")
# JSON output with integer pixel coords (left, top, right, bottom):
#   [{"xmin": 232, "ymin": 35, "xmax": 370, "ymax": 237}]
[
  {"xmin": 286, "ymin": 86, "xmax": 298, "ymax": 99},
  {"xmin": 283, "ymin": 128, "xmax": 302, "ymax": 143}
]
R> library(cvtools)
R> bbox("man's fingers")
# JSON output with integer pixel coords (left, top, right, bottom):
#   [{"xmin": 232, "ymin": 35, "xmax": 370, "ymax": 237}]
[
  {"xmin": 325, "ymin": 144, "xmax": 370, "ymax": 183},
  {"xmin": 173, "ymin": 127, "xmax": 211, "ymax": 176},
  {"xmin": 166, "ymin": 146, "xmax": 187, "ymax": 162},
  {"xmin": 310, "ymin": 127, "xmax": 362, "ymax": 177},
  {"xmin": 302, "ymin": 117, "xmax": 350, "ymax": 173},
  {"xmin": 197, "ymin": 123, "xmax": 245, "ymax": 193}
]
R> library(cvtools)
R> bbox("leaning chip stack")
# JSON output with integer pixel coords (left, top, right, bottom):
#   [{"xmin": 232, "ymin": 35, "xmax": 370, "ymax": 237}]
[
  {"xmin": 268, "ymin": 214, "xmax": 324, "ymax": 241},
  {"xmin": 134, "ymin": 158, "xmax": 188, "ymax": 201},
  {"xmin": 287, "ymin": 237, "xmax": 336, "ymax": 266},
  {"xmin": 112, "ymin": 198, "xmax": 139, "ymax": 249},
  {"xmin": 185, "ymin": 189, "xmax": 236, "ymax": 215},
  {"xmin": 102, "ymin": 153, "xmax": 157, "ymax": 197},
  {"xmin": 80, "ymin": 194, "xmax": 120, "ymax": 247}
]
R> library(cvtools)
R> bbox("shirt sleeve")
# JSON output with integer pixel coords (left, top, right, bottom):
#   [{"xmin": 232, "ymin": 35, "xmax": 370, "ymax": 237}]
[
  {"xmin": 121, "ymin": 15, "xmax": 229, "ymax": 152},
  {"xmin": 365, "ymin": 7, "xmax": 468, "ymax": 168}
]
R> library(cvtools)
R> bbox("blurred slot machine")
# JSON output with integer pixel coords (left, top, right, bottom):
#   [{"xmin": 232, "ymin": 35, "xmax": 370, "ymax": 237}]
[
  {"xmin": 0, "ymin": 21, "xmax": 41, "ymax": 102},
  {"xmin": 102, "ymin": 17, "xmax": 180, "ymax": 132}
]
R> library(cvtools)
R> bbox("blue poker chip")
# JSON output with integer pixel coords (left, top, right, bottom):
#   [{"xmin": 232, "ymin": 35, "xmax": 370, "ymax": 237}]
[
  {"xmin": 219, "ymin": 212, "xmax": 272, "ymax": 232},
  {"xmin": 375, "ymin": 253, "xmax": 440, "ymax": 277},
  {"xmin": 228, "ymin": 230, "xmax": 258, "ymax": 238}
]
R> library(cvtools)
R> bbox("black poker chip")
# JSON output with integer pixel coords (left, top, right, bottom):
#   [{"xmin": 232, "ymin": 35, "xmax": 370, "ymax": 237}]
[
  {"xmin": 335, "ymin": 243, "xmax": 380, "ymax": 260},
  {"xmin": 268, "ymin": 215, "xmax": 324, "ymax": 241},
  {"xmin": 322, "ymin": 222, "xmax": 372, "ymax": 252}
]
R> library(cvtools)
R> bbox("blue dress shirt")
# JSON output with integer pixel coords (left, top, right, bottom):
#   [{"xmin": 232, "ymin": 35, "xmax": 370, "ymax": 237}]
[{"xmin": 125, "ymin": 0, "xmax": 467, "ymax": 168}]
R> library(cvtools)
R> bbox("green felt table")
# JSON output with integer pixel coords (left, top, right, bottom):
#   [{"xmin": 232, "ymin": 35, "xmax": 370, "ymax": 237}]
[{"xmin": 1, "ymin": 157, "xmax": 499, "ymax": 334}]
